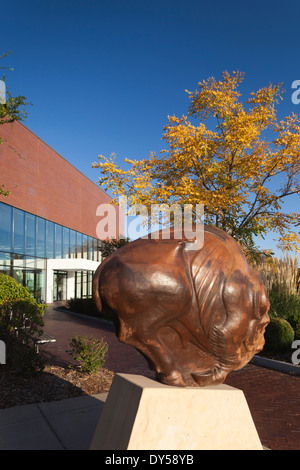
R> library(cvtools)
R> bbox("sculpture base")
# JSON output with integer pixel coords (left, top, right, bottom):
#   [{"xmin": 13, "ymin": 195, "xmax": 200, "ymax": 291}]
[{"xmin": 90, "ymin": 373, "xmax": 263, "ymax": 450}]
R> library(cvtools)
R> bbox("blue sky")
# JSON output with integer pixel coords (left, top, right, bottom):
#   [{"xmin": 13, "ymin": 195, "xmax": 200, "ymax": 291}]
[{"xmin": 1, "ymin": 0, "xmax": 300, "ymax": 256}]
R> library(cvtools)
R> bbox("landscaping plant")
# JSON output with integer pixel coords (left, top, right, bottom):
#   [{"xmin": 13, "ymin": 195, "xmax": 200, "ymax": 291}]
[
  {"xmin": 0, "ymin": 273, "xmax": 47, "ymax": 375},
  {"xmin": 67, "ymin": 334, "xmax": 108, "ymax": 374},
  {"xmin": 263, "ymin": 317, "xmax": 295, "ymax": 354}
]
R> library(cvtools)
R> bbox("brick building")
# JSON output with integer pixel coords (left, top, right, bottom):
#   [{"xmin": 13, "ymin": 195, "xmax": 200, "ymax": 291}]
[{"xmin": 0, "ymin": 121, "xmax": 114, "ymax": 303}]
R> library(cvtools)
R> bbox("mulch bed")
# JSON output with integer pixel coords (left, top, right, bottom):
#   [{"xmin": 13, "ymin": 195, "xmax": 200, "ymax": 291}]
[{"xmin": 0, "ymin": 355, "xmax": 115, "ymax": 409}]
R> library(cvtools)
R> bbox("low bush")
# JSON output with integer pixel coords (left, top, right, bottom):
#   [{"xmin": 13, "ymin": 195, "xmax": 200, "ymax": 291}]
[
  {"xmin": 287, "ymin": 314, "xmax": 300, "ymax": 340},
  {"xmin": 67, "ymin": 335, "xmax": 108, "ymax": 374},
  {"xmin": 4, "ymin": 334, "xmax": 45, "ymax": 375},
  {"xmin": 66, "ymin": 297, "xmax": 113, "ymax": 322},
  {"xmin": 0, "ymin": 273, "xmax": 33, "ymax": 303},
  {"xmin": 263, "ymin": 317, "xmax": 295, "ymax": 354},
  {"xmin": 267, "ymin": 284, "xmax": 300, "ymax": 319},
  {"xmin": 0, "ymin": 273, "xmax": 47, "ymax": 375},
  {"xmin": 266, "ymin": 283, "xmax": 300, "ymax": 344},
  {"xmin": 66, "ymin": 297, "xmax": 99, "ymax": 317}
]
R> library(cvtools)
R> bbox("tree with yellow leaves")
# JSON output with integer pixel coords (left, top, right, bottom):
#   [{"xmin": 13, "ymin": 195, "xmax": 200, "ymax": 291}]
[{"xmin": 93, "ymin": 71, "xmax": 300, "ymax": 260}]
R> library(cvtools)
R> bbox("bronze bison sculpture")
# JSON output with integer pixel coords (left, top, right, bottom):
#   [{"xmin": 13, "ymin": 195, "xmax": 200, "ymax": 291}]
[{"xmin": 93, "ymin": 225, "xmax": 270, "ymax": 387}]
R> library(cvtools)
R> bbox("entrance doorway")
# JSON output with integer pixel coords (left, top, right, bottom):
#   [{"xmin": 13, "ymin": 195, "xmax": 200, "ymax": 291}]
[{"xmin": 53, "ymin": 270, "xmax": 67, "ymax": 301}]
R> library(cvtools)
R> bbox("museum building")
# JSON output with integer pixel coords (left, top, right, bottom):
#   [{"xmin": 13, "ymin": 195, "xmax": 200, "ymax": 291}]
[{"xmin": 0, "ymin": 121, "xmax": 113, "ymax": 304}]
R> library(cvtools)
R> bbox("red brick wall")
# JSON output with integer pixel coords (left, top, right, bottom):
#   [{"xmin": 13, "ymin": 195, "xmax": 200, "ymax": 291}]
[{"xmin": 0, "ymin": 121, "xmax": 114, "ymax": 239}]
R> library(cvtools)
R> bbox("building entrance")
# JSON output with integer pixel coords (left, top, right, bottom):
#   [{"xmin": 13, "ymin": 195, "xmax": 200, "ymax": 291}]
[{"xmin": 53, "ymin": 270, "xmax": 67, "ymax": 301}]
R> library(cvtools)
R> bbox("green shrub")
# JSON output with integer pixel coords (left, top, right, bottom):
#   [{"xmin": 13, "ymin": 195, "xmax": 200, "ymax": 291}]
[
  {"xmin": 263, "ymin": 317, "xmax": 295, "ymax": 353},
  {"xmin": 268, "ymin": 284, "xmax": 300, "ymax": 319},
  {"xmin": 0, "ymin": 272, "xmax": 33, "ymax": 303},
  {"xmin": 67, "ymin": 335, "xmax": 108, "ymax": 374},
  {"xmin": 0, "ymin": 274, "xmax": 45, "ymax": 338},
  {"xmin": 67, "ymin": 297, "xmax": 99, "ymax": 316},
  {"xmin": 287, "ymin": 314, "xmax": 300, "ymax": 340},
  {"xmin": 0, "ymin": 273, "xmax": 47, "ymax": 375},
  {"xmin": 5, "ymin": 334, "xmax": 45, "ymax": 375},
  {"xmin": 66, "ymin": 297, "xmax": 113, "ymax": 322}
]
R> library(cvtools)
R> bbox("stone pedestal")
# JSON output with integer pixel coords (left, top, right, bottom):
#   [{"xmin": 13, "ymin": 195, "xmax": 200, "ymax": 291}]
[{"xmin": 90, "ymin": 373, "xmax": 263, "ymax": 450}]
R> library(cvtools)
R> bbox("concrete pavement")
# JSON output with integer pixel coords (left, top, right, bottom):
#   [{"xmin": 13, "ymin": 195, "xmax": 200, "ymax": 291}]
[{"xmin": 0, "ymin": 392, "xmax": 108, "ymax": 450}]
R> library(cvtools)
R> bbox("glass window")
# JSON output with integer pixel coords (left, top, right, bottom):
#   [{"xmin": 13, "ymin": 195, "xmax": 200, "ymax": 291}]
[
  {"xmin": 24, "ymin": 270, "xmax": 35, "ymax": 296},
  {"xmin": 89, "ymin": 238, "xmax": 95, "ymax": 261},
  {"xmin": 97, "ymin": 240, "xmax": 102, "ymax": 262},
  {"xmin": 0, "ymin": 252, "xmax": 11, "ymax": 276},
  {"xmin": 35, "ymin": 270, "xmax": 45, "ymax": 303},
  {"xmin": 53, "ymin": 270, "xmax": 67, "ymax": 301},
  {"xmin": 46, "ymin": 221, "xmax": 55, "ymax": 258},
  {"xmin": 0, "ymin": 203, "xmax": 12, "ymax": 252},
  {"xmin": 75, "ymin": 271, "xmax": 82, "ymax": 297},
  {"xmin": 82, "ymin": 235, "xmax": 88, "ymax": 259},
  {"xmin": 25, "ymin": 213, "xmax": 36, "ymax": 257},
  {"xmin": 0, "ymin": 264, "xmax": 11, "ymax": 276},
  {"xmin": 74, "ymin": 270, "xmax": 94, "ymax": 298},
  {"xmin": 87, "ymin": 237, "xmax": 91, "ymax": 260},
  {"xmin": 88, "ymin": 237, "xmax": 96, "ymax": 260},
  {"xmin": 13, "ymin": 268, "xmax": 24, "ymax": 285},
  {"xmin": 88, "ymin": 271, "xmax": 93, "ymax": 296},
  {"xmin": 37, "ymin": 218, "xmax": 46, "ymax": 258},
  {"xmin": 76, "ymin": 232, "xmax": 83, "ymax": 258},
  {"xmin": 35, "ymin": 258, "xmax": 46, "ymax": 270},
  {"xmin": 55, "ymin": 224, "xmax": 62, "ymax": 258},
  {"xmin": 13, "ymin": 208, "xmax": 25, "ymax": 254},
  {"xmin": 0, "ymin": 251, "xmax": 10, "ymax": 262},
  {"xmin": 82, "ymin": 271, "xmax": 87, "ymax": 297},
  {"xmin": 63, "ymin": 227, "xmax": 70, "ymax": 258},
  {"xmin": 70, "ymin": 230, "xmax": 76, "ymax": 258}
]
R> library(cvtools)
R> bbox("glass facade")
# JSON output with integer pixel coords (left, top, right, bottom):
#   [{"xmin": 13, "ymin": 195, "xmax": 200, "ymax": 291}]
[
  {"xmin": 53, "ymin": 271, "xmax": 68, "ymax": 302},
  {"xmin": 0, "ymin": 202, "xmax": 102, "ymax": 302},
  {"xmin": 75, "ymin": 271, "xmax": 93, "ymax": 298}
]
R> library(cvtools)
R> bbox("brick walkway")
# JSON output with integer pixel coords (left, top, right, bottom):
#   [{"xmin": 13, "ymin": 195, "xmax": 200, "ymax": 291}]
[{"xmin": 43, "ymin": 308, "xmax": 300, "ymax": 450}]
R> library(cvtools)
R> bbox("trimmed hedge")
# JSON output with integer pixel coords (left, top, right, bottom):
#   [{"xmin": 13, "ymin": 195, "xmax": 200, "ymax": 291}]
[
  {"xmin": 264, "ymin": 317, "xmax": 295, "ymax": 353},
  {"xmin": 66, "ymin": 297, "xmax": 99, "ymax": 317},
  {"xmin": 287, "ymin": 314, "xmax": 300, "ymax": 340},
  {"xmin": 0, "ymin": 273, "xmax": 47, "ymax": 375},
  {"xmin": 0, "ymin": 273, "xmax": 45, "ymax": 334},
  {"xmin": 0, "ymin": 273, "xmax": 33, "ymax": 304},
  {"xmin": 66, "ymin": 297, "xmax": 113, "ymax": 323}
]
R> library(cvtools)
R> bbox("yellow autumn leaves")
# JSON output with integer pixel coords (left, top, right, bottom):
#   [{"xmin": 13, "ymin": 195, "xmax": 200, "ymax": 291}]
[{"xmin": 93, "ymin": 71, "xmax": 300, "ymax": 259}]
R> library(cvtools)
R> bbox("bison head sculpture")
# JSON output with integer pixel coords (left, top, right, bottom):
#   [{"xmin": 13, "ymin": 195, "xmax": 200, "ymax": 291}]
[{"xmin": 93, "ymin": 225, "xmax": 270, "ymax": 387}]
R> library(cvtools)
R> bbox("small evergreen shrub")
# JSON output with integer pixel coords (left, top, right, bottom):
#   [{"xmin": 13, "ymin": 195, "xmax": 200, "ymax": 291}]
[
  {"xmin": 67, "ymin": 298, "xmax": 99, "ymax": 316},
  {"xmin": 287, "ymin": 314, "xmax": 300, "ymax": 340},
  {"xmin": 66, "ymin": 297, "xmax": 113, "ymax": 322},
  {"xmin": 0, "ymin": 273, "xmax": 47, "ymax": 375},
  {"xmin": 263, "ymin": 317, "xmax": 295, "ymax": 353},
  {"xmin": 5, "ymin": 334, "xmax": 45, "ymax": 375},
  {"xmin": 0, "ymin": 272, "xmax": 33, "ymax": 303},
  {"xmin": 67, "ymin": 335, "xmax": 108, "ymax": 374}
]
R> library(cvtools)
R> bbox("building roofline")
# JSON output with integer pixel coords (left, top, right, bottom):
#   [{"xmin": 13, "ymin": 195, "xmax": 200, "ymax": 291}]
[{"xmin": 17, "ymin": 120, "xmax": 112, "ymax": 201}]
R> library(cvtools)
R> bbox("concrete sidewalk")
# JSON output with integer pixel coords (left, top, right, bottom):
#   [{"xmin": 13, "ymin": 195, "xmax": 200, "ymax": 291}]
[{"xmin": 0, "ymin": 392, "xmax": 108, "ymax": 450}]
